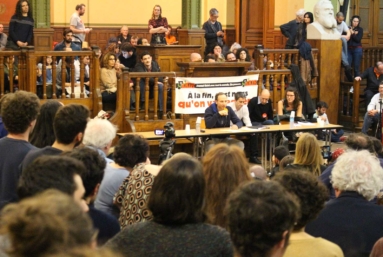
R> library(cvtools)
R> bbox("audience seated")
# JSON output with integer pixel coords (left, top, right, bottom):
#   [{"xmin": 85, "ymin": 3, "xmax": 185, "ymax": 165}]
[
  {"xmin": 225, "ymin": 180, "xmax": 299, "ymax": 257},
  {"xmin": 204, "ymin": 54, "xmax": 216, "ymax": 62},
  {"xmin": 0, "ymin": 91, "xmax": 40, "ymax": 209},
  {"xmin": 288, "ymin": 133, "xmax": 326, "ymax": 176},
  {"xmin": 113, "ymin": 135, "xmax": 154, "ymax": 228},
  {"xmin": 100, "ymin": 52, "xmax": 120, "ymax": 111},
  {"xmin": 274, "ymin": 168, "xmax": 344, "ymax": 257},
  {"xmin": 236, "ymin": 47, "xmax": 254, "ymax": 70},
  {"xmin": 3, "ymin": 56, "xmax": 18, "ymax": 93},
  {"xmin": 21, "ymin": 104, "xmax": 90, "ymax": 171},
  {"xmin": 36, "ymin": 55, "xmax": 53, "ymax": 94},
  {"xmin": 268, "ymin": 145, "xmax": 290, "ymax": 178},
  {"xmin": 165, "ymin": 25, "xmax": 178, "ymax": 45},
  {"xmin": 83, "ymin": 118, "xmax": 117, "ymax": 164},
  {"xmin": 210, "ymin": 43, "xmax": 225, "ymax": 62},
  {"xmin": 279, "ymin": 155, "xmax": 295, "ymax": 171},
  {"xmin": 361, "ymin": 82, "xmax": 383, "ymax": 135},
  {"xmin": 249, "ymin": 165, "xmax": 268, "ymax": 180},
  {"xmin": 202, "ymin": 144, "xmax": 251, "ymax": 228},
  {"xmin": 54, "ymin": 29, "xmax": 81, "ymax": 52},
  {"xmin": 116, "ymin": 25, "xmax": 131, "ymax": 49},
  {"xmin": 320, "ymin": 133, "xmax": 376, "ymax": 199},
  {"xmin": 137, "ymin": 37, "xmax": 150, "ymax": 46},
  {"xmin": 313, "ymin": 101, "xmax": 345, "ymax": 142},
  {"xmin": 190, "ymin": 52, "xmax": 202, "ymax": 62},
  {"xmin": 105, "ymin": 153, "xmax": 233, "ymax": 256},
  {"xmin": 0, "ymin": 190, "xmax": 96, "ymax": 256},
  {"xmin": 229, "ymin": 42, "xmax": 242, "ymax": 54},
  {"xmin": 94, "ymin": 135, "xmax": 132, "ymax": 218},
  {"xmin": 118, "ymin": 42, "xmax": 136, "ymax": 70},
  {"xmin": 130, "ymin": 35, "xmax": 138, "ymax": 47},
  {"xmin": 225, "ymin": 51, "xmax": 236, "ymax": 62},
  {"xmin": 64, "ymin": 147, "xmax": 120, "ymax": 246},
  {"xmin": 306, "ymin": 150, "xmax": 383, "ymax": 256},
  {"xmin": 29, "ymin": 100, "xmax": 62, "ymax": 148},
  {"xmin": 204, "ymin": 92, "xmax": 244, "ymax": 152},
  {"xmin": 0, "ymin": 95, "xmax": 9, "ymax": 139}
]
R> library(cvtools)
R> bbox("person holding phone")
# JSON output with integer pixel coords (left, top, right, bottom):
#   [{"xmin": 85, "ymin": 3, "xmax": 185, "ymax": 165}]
[{"xmin": 202, "ymin": 8, "xmax": 224, "ymax": 57}]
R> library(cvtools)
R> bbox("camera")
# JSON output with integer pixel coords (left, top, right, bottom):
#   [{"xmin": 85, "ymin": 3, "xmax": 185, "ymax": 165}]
[
  {"xmin": 164, "ymin": 122, "xmax": 176, "ymax": 139},
  {"xmin": 321, "ymin": 145, "xmax": 332, "ymax": 161}
]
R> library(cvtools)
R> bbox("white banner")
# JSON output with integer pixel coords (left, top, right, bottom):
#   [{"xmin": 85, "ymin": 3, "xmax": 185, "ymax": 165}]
[{"xmin": 175, "ymin": 74, "xmax": 259, "ymax": 114}]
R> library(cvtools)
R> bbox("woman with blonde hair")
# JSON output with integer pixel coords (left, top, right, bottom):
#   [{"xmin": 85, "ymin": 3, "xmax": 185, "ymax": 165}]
[
  {"xmin": 291, "ymin": 132, "xmax": 326, "ymax": 176},
  {"xmin": 148, "ymin": 4, "xmax": 168, "ymax": 44},
  {"xmin": 202, "ymin": 144, "xmax": 252, "ymax": 228}
]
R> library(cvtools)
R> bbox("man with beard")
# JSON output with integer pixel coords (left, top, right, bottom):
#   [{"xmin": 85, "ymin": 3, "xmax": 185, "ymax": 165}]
[
  {"xmin": 54, "ymin": 29, "xmax": 81, "ymax": 52},
  {"xmin": 20, "ymin": 104, "xmax": 90, "ymax": 171},
  {"xmin": 309, "ymin": 0, "xmax": 338, "ymax": 35},
  {"xmin": 70, "ymin": 4, "xmax": 91, "ymax": 47}
]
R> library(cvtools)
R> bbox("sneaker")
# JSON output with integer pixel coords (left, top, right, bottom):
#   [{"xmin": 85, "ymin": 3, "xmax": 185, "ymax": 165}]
[
  {"xmin": 340, "ymin": 136, "xmax": 347, "ymax": 142},
  {"xmin": 249, "ymin": 156, "xmax": 262, "ymax": 164}
]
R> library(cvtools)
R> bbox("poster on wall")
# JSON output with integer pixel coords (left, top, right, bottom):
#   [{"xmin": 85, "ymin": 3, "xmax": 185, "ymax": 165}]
[
  {"xmin": 174, "ymin": 74, "xmax": 259, "ymax": 114},
  {"xmin": 0, "ymin": 0, "xmax": 18, "ymax": 25}
]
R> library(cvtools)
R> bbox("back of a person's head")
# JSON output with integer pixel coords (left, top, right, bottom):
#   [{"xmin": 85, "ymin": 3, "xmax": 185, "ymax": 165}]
[
  {"xmin": 202, "ymin": 144, "xmax": 251, "ymax": 227},
  {"xmin": 332, "ymin": 150, "xmax": 383, "ymax": 201},
  {"xmin": 30, "ymin": 100, "xmax": 62, "ymax": 148},
  {"xmin": 345, "ymin": 133, "xmax": 375, "ymax": 153},
  {"xmin": 273, "ymin": 146, "xmax": 289, "ymax": 161},
  {"xmin": 17, "ymin": 155, "xmax": 86, "ymax": 200},
  {"xmin": 274, "ymin": 168, "xmax": 328, "ymax": 231},
  {"xmin": 0, "ymin": 189, "xmax": 95, "ymax": 257},
  {"xmin": 45, "ymin": 248, "xmax": 121, "ymax": 257},
  {"xmin": 294, "ymin": 133, "xmax": 323, "ymax": 176},
  {"xmin": 113, "ymin": 134, "xmax": 149, "ymax": 168},
  {"xmin": 1, "ymin": 91, "xmax": 40, "ymax": 134},
  {"xmin": 370, "ymin": 136, "xmax": 383, "ymax": 157},
  {"xmin": 54, "ymin": 104, "xmax": 90, "ymax": 145},
  {"xmin": 279, "ymin": 155, "xmax": 294, "ymax": 172},
  {"xmin": 225, "ymin": 180, "xmax": 299, "ymax": 257},
  {"xmin": 63, "ymin": 147, "xmax": 106, "ymax": 199},
  {"xmin": 148, "ymin": 153, "xmax": 206, "ymax": 225},
  {"xmin": 83, "ymin": 119, "xmax": 117, "ymax": 150},
  {"xmin": 249, "ymin": 166, "xmax": 267, "ymax": 180}
]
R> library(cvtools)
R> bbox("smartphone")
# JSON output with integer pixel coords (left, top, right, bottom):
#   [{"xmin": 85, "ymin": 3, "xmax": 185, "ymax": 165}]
[{"xmin": 154, "ymin": 129, "xmax": 164, "ymax": 136}]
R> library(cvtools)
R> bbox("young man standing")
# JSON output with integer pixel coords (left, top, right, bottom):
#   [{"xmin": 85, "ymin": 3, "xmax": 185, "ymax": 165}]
[{"xmin": 69, "ymin": 4, "xmax": 91, "ymax": 47}]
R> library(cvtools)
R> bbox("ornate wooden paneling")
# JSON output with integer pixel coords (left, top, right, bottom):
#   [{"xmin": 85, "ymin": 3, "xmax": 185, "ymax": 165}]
[{"xmin": 33, "ymin": 28, "xmax": 54, "ymax": 51}]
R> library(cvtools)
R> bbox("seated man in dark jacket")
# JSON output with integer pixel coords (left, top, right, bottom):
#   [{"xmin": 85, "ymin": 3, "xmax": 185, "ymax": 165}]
[
  {"xmin": 204, "ymin": 92, "xmax": 244, "ymax": 152},
  {"xmin": 133, "ymin": 51, "xmax": 164, "ymax": 111},
  {"xmin": 355, "ymin": 61, "xmax": 383, "ymax": 108}
]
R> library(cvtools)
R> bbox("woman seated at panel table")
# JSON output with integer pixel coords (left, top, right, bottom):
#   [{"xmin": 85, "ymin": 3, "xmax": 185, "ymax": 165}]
[{"xmin": 277, "ymin": 87, "xmax": 303, "ymax": 141}]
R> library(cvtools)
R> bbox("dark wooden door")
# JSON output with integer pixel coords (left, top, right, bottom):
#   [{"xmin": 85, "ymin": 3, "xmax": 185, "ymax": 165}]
[{"xmin": 349, "ymin": 0, "xmax": 383, "ymax": 47}]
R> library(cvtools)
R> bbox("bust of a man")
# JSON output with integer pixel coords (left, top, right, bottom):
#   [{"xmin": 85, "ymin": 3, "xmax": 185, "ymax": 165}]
[{"xmin": 307, "ymin": 0, "xmax": 340, "ymax": 39}]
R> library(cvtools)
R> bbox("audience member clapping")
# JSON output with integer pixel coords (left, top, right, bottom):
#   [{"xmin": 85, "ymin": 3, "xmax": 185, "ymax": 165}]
[
  {"xmin": 105, "ymin": 153, "xmax": 233, "ymax": 256},
  {"xmin": 274, "ymin": 168, "xmax": 344, "ymax": 257},
  {"xmin": 202, "ymin": 144, "xmax": 252, "ymax": 228},
  {"xmin": 306, "ymin": 150, "xmax": 383, "ymax": 256}
]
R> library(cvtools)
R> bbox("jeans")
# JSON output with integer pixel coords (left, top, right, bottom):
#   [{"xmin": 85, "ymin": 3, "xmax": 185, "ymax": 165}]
[
  {"xmin": 139, "ymin": 80, "xmax": 164, "ymax": 111},
  {"xmin": 362, "ymin": 112, "xmax": 380, "ymax": 134},
  {"xmin": 348, "ymin": 47, "xmax": 363, "ymax": 77},
  {"xmin": 249, "ymin": 120, "xmax": 274, "ymax": 157},
  {"xmin": 340, "ymin": 37, "xmax": 349, "ymax": 67}
]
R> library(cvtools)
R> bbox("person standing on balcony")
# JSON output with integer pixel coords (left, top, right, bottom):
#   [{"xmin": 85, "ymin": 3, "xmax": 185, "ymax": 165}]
[
  {"xmin": 69, "ymin": 4, "xmax": 91, "ymax": 47},
  {"xmin": 148, "ymin": 5, "xmax": 168, "ymax": 45},
  {"xmin": 0, "ymin": 24, "xmax": 7, "ymax": 51},
  {"xmin": 6, "ymin": 0, "xmax": 34, "ymax": 50},
  {"xmin": 348, "ymin": 15, "xmax": 363, "ymax": 78},
  {"xmin": 280, "ymin": 8, "xmax": 305, "ymax": 49},
  {"xmin": 203, "ymin": 8, "xmax": 224, "ymax": 57},
  {"xmin": 355, "ymin": 62, "xmax": 383, "ymax": 108}
]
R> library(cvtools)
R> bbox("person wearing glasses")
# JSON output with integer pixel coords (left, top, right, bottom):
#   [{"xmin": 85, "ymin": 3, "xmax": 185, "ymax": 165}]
[{"xmin": 100, "ymin": 53, "xmax": 119, "ymax": 111}]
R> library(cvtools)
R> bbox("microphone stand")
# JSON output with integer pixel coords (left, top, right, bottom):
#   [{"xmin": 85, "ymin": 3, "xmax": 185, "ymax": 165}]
[{"xmin": 376, "ymin": 99, "xmax": 382, "ymax": 141}]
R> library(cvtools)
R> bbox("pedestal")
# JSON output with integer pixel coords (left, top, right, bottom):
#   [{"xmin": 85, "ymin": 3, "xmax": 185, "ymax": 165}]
[
  {"xmin": 308, "ymin": 39, "xmax": 342, "ymax": 124},
  {"xmin": 177, "ymin": 29, "xmax": 205, "ymax": 56}
]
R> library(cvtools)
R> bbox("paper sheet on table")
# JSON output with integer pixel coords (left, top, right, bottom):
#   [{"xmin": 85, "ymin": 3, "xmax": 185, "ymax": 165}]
[{"xmin": 297, "ymin": 122, "xmax": 314, "ymax": 126}]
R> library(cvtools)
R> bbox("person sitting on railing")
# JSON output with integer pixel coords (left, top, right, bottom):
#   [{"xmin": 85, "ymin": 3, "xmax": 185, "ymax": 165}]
[
  {"xmin": 347, "ymin": 15, "xmax": 363, "ymax": 78},
  {"xmin": 4, "ymin": 56, "xmax": 18, "ymax": 93},
  {"xmin": 361, "ymin": 82, "xmax": 383, "ymax": 135},
  {"xmin": 355, "ymin": 62, "xmax": 383, "ymax": 108},
  {"xmin": 236, "ymin": 47, "xmax": 254, "ymax": 70},
  {"xmin": 204, "ymin": 92, "xmax": 244, "ymax": 152},
  {"xmin": 133, "ymin": 51, "xmax": 164, "ymax": 113}
]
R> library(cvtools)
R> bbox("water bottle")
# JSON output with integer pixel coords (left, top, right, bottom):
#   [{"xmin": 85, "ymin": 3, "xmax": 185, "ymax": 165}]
[{"xmin": 289, "ymin": 111, "xmax": 295, "ymax": 129}]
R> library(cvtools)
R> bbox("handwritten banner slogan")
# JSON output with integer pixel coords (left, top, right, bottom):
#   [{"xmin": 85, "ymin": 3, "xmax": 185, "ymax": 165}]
[{"xmin": 174, "ymin": 74, "xmax": 259, "ymax": 114}]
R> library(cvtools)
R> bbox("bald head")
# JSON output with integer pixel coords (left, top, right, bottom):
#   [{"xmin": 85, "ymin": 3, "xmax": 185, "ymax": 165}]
[
  {"xmin": 190, "ymin": 53, "xmax": 202, "ymax": 62},
  {"xmin": 250, "ymin": 166, "xmax": 268, "ymax": 180},
  {"xmin": 259, "ymin": 89, "xmax": 270, "ymax": 105}
]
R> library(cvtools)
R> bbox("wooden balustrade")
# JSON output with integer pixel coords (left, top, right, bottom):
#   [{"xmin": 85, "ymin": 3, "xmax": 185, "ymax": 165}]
[{"xmin": 361, "ymin": 47, "xmax": 383, "ymax": 72}]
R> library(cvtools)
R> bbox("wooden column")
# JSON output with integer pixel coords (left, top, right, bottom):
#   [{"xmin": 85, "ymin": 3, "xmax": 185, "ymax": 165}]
[
  {"xmin": 308, "ymin": 40, "xmax": 342, "ymax": 124},
  {"xmin": 178, "ymin": 29, "xmax": 205, "ymax": 56}
]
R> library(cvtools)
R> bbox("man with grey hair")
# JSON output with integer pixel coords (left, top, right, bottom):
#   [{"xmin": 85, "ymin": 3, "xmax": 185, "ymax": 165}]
[
  {"xmin": 202, "ymin": 8, "xmax": 224, "ymax": 56},
  {"xmin": 280, "ymin": 8, "xmax": 305, "ymax": 49},
  {"xmin": 0, "ymin": 24, "xmax": 7, "ymax": 50},
  {"xmin": 306, "ymin": 150, "xmax": 383, "ymax": 257},
  {"xmin": 83, "ymin": 118, "xmax": 117, "ymax": 164}
]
